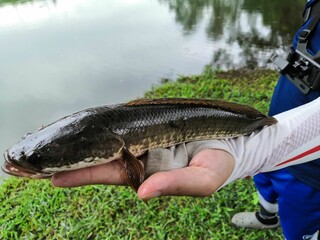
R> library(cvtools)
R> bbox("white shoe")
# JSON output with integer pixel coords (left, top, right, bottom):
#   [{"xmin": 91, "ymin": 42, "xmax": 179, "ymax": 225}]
[{"xmin": 231, "ymin": 212, "xmax": 280, "ymax": 230}]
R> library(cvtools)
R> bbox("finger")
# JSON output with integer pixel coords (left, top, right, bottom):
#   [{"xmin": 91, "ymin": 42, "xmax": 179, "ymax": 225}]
[
  {"xmin": 51, "ymin": 160, "xmax": 126, "ymax": 187},
  {"xmin": 137, "ymin": 166, "xmax": 221, "ymax": 200},
  {"xmin": 137, "ymin": 149, "xmax": 235, "ymax": 200}
]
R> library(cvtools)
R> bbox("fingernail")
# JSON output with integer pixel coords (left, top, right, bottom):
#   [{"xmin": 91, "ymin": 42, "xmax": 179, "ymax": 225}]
[
  {"xmin": 51, "ymin": 174, "xmax": 64, "ymax": 186},
  {"xmin": 51, "ymin": 175, "xmax": 59, "ymax": 186},
  {"xmin": 140, "ymin": 190, "xmax": 161, "ymax": 200}
]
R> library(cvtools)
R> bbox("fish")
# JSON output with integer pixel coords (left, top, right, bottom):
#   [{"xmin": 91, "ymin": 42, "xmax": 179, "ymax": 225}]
[{"xmin": 2, "ymin": 98, "xmax": 277, "ymax": 190}]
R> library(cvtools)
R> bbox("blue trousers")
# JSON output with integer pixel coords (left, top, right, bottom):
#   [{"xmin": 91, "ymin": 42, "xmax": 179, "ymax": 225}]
[
  {"xmin": 254, "ymin": 75, "xmax": 320, "ymax": 240},
  {"xmin": 254, "ymin": 169, "xmax": 320, "ymax": 239}
]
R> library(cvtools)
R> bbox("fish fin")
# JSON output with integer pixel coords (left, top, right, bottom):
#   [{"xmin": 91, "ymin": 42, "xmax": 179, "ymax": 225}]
[
  {"xmin": 121, "ymin": 147, "xmax": 144, "ymax": 192},
  {"xmin": 248, "ymin": 116, "xmax": 278, "ymax": 130},
  {"xmin": 126, "ymin": 98, "xmax": 271, "ymax": 119},
  {"xmin": 261, "ymin": 116, "xmax": 278, "ymax": 126}
]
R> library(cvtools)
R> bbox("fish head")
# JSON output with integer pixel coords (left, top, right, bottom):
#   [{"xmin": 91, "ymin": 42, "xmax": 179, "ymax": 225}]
[{"xmin": 2, "ymin": 110, "xmax": 124, "ymax": 178}]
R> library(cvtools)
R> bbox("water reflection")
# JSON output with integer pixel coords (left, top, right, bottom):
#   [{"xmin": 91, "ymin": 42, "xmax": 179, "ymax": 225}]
[
  {"xmin": 161, "ymin": 0, "xmax": 305, "ymax": 68},
  {"xmin": 0, "ymin": 0, "xmax": 306, "ymax": 68}
]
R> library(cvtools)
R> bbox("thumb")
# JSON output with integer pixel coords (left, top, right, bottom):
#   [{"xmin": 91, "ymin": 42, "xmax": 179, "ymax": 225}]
[
  {"xmin": 137, "ymin": 149, "xmax": 235, "ymax": 201},
  {"xmin": 137, "ymin": 167, "xmax": 218, "ymax": 200}
]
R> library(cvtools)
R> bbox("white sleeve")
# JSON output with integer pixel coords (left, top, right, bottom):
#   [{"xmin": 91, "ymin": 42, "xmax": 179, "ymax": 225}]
[{"xmin": 216, "ymin": 97, "xmax": 320, "ymax": 186}]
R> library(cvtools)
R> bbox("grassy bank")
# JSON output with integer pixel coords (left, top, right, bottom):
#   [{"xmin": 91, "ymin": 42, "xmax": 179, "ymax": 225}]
[{"xmin": 0, "ymin": 67, "xmax": 283, "ymax": 239}]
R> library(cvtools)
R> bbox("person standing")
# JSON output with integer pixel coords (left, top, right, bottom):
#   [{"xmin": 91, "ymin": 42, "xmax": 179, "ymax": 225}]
[{"xmin": 231, "ymin": 1, "xmax": 320, "ymax": 239}]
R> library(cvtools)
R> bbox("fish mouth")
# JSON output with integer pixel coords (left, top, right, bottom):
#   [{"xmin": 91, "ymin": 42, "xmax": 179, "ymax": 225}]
[{"xmin": 2, "ymin": 151, "xmax": 51, "ymax": 179}]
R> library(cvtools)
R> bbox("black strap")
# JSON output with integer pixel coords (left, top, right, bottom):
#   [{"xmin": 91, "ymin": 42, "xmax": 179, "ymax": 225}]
[
  {"xmin": 310, "ymin": 0, "xmax": 320, "ymax": 18},
  {"xmin": 303, "ymin": 0, "xmax": 320, "ymax": 22},
  {"xmin": 299, "ymin": 10, "xmax": 320, "ymax": 43}
]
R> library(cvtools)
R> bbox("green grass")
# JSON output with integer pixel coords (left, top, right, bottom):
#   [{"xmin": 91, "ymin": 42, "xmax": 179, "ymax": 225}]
[
  {"xmin": 0, "ymin": 0, "xmax": 30, "ymax": 5},
  {"xmin": 147, "ymin": 67, "xmax": 277, "ymax": 114},
  {"xmin": 0, "ymin": 67, "xmax": 283, "ymax": 239}
]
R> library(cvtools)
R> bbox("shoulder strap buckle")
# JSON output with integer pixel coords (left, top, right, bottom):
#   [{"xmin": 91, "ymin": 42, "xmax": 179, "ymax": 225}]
[{"xmin": 299, "ymin": 29, "xmax": 311, "ymax": 43}]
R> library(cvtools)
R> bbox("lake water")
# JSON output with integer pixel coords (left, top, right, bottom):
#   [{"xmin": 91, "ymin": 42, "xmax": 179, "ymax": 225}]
[{"xmin": 0, "ymin": 0, "xmax": 305, "ymax": 179}]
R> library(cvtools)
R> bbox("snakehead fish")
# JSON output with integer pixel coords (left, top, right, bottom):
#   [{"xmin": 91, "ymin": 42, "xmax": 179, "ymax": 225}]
[{"xmin": 2, "ymin": 98, "xmax": 277, "ymax": 190}]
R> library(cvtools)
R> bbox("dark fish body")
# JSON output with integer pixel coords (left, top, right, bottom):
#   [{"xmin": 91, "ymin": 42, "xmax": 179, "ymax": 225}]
[{"xmin": 2, "ymin": 98, "xmax": 277, "ymax": 189}]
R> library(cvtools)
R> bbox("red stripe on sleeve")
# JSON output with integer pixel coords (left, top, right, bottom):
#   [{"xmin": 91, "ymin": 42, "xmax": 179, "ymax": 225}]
[{"xmin": 276, "ymin": 145, "xmax": 320, "ymax": 167}]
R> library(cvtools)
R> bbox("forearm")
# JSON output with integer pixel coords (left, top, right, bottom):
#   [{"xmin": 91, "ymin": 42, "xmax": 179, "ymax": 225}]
[{"xmin": 220, "ymin": 97, "xmax": 320, "ymax": 185}]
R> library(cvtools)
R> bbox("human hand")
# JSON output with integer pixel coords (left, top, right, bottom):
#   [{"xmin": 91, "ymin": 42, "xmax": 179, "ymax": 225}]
[{"xmin": 51, "ymin": 148, "xmax": 235, "ymax": 201}]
